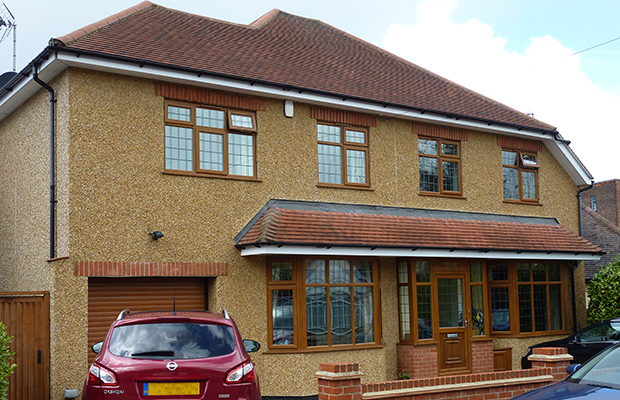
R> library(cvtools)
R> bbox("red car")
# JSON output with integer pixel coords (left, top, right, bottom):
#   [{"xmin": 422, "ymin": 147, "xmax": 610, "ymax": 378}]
[{"xmin": 82, "ymin": 309, "xmax": 261, "ymax": 400}]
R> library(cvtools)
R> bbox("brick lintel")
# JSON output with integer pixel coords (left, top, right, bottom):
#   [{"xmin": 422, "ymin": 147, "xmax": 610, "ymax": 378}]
[{"xmin": 74, "ymin": 261, "xmax": 228, "ymax": 277}]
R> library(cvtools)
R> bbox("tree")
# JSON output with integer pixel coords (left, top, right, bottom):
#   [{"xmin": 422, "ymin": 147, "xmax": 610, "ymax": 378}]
[
  {"xmin": 0, "ymin": 322, "xmax": 16, "ymax": 400},
  {"xmin": 587, "ymin": 255, "xmax": 620, "ymax": 323}
]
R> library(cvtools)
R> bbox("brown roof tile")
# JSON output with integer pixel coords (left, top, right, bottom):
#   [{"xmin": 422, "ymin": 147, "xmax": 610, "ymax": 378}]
[{"xmin": 55, "ymin": 3, "xmax": 556, "ymax": 132}]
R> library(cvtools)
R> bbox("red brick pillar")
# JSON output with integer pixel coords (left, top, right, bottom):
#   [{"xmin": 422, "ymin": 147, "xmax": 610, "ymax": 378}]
[
  {"xmin": 528, "ymin": 347, "xmax": 574, "ymax": 382},
  {"xmin": 315, "ymin": 363, "xmax": 364, "ymax": 400}
]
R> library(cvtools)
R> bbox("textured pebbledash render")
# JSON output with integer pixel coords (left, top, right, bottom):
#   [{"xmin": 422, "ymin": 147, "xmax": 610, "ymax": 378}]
[{"xmin": 0, "ymin": 64, "xmax": 587, "ymax": 397}]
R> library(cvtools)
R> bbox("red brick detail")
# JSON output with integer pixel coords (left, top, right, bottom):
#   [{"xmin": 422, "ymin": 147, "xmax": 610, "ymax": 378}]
[
  {"xmin": 471, "ymin": 340, "xmax": 494, "ymax": 374},
  {"xmin": 396, "ymin": 344, "xmax": 438, "ymax": 379},
  {"xmin": 310, "ymin": 107, "xmax": 377, "ymax": 127},
  {"xmin": 530, "ymin": 347, "xmax": 572, "ymax": 381},
  {"xmin": 414, "ymin": 122, "xmax": 468, "ymax": 141},
  {"xmin": 74, "ymin": 261, "xmax": 228, "ymax": 277},
  {"xmin": 497, "ymin": 136, "xmax": 544, "ymax": 152},
  {"xmin": 317, "ymin": 363, "xmax": 364, "ymax": 400},
  {"xmin": 155, "ymin": 82, "xmax": 266, "ymax": 111}
]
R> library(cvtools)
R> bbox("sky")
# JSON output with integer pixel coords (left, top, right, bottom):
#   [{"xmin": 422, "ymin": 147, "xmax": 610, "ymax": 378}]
[{"xmin": 0, "ymin": 0, "xmax": 619, "ymax": 182}]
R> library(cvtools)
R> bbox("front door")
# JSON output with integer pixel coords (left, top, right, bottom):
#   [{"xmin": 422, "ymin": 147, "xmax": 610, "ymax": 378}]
[{"xmin": 435, "ymin": 269, "xmax": 471, "ymax": 375}]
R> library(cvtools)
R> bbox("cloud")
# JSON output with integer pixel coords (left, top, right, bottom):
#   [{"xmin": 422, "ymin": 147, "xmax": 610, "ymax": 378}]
[{"xmin": 382, "ymin": 0, "xmax": 620, "ymax": 182}]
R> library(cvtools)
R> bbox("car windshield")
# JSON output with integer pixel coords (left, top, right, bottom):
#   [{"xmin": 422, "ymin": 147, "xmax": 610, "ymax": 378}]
[
  {"xmin": 567, "ymin": 344, "xmax": 620, "ymax": 389},
  {"xmin": 109, "ymin": 322, "xmax": 236, "ymax": 359}
]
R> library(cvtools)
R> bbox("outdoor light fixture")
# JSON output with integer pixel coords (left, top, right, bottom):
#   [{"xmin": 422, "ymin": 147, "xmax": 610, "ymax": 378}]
[{"xmin": 149, "ymin": 231, "xmax": 164, "ymax": 240}]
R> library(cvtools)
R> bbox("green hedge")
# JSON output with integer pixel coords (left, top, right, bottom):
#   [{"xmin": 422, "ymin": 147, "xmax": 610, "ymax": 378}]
[
  {"xmin": 0, "ymin": 322, "xmax": 16, "ymax": 400},
  {"xmin": 587, "ymin": 255, "xmax": 620, "ymax": 324}
]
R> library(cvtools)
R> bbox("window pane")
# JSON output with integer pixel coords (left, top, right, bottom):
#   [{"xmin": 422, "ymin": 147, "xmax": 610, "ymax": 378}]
[
  {"xmin": 354, "ymin": 286, "xmax": 374, "ymax": 344},
  {"xmin": 346, "ymin": 149, "xmax": 367, "ymax": 184},
  {"xmin": 271, "ymin": 262, "xmax": 293, "ymax": 281},
  {"xmin": 534, "ymin": 285, "xmax": 548, "ymax": 331},
  {"xmin": 306, "ymin": 260, "xmax": 326, "ymax": 284},
  {"xmin": 502, "ymin": 151, "xmax": 518, "ymax": 166},
  {"xmin": 318, "ymin": 144, "xmax": 342, "ymax": 184},
  {"xmin": 330, "ymin": 260, "xmax": 350, "ymax": 284},
  {"xmin": 330, "ymin": 287, "xmax": 352, "ymax": 345},
  {"xmin": 353, "ymin": 261, "xmax": 373, "ymax": 283},
  {"xmin": 196, "ymin": 108, "xmax": 225, "ymax": 129},
  {"xmin": 317, "ymin": 124, "xmax": 341, "ymax": 143},
  {"xmin": 517, "ymin": 263, "xmax": 531, "ymax": 282},
  {"xmin": 398, "ymin": 262, "xmax": 409, "ymax": 284},
  {"xmin": 416, "ymin": 261, "xmax": 430, "ymax": 283},
  {"xmin": 168, "ymin": 105, "xmax": 191, "ymax": 122},
  {"xmin": 522, "ymin": 170, "xmax": 537, "ymax": 199},
  {"xmin": 470, "ymin": 262, "xmax": 482, "ymax": 283},
  {"xmin": 503, "ymin": 167, "xmax": 519, "ymax": 199},
  {"xmin": 548, "ymin": 264, "xmax": 561, "ymax": 281},
  {"xmin": 491, "ymin": 287, "xmax": 510, "ymax": 331},
  {"xmin": 490, "ymin": 265, "xmax": 508, "ymax": 281},
  {"xmin": 417, "ymin": 285, "xmax": 433, "ymax": 339},
  {"xmin": 420, "ymin": 157, "xmax": 439, "ymax": 192},
  {"xmin": 519, "ymin": 285, "xmax": 533, "ymax": 333},
  {"xmin": 441, "ymin": 143, "xmax": 458, "ymax": 155},
  {"xmin": 442, "ymin": 160, "xmax": 459, "ymax": 191},
  {"xmin": 230, "ymin": 114, "xmax": 254, "ymax": 129},
  {"xmin": 399, "ymin": 286, "xmax": 410, "ymax": 340},
  {"xmin": 306, "ymin": 287, "xmax": 327, "ymax": 347},
  {"xmin": 522, "ymin": 153, "xmax": 538, "ymax": 166},
  {"xmin": 419, "ymin": 139, "xmax": 437, "ymax": 155},
  {"xmin": 228, "ymin": 133, "xmax": 254, "ymax": 176},
  {"xmin": 550, "ymin": 284, "xmax": 563, "ymax": 331},
  {"xmin": 438, "ymin": 278, "xmax": 463, "ymax": 328},
  {"xmin": 471, "ymin": 285, "xmax": 484, "ymax": 336},
  {"xmin": 532, "ymin": 263, "xmax": 547, "ymax": 282},
  {"xmin": 165, "ymin": 126, "xmax": 193, "ymax": 171},
  {"xmin": 272, "ymin": 289, "xmax": 294, "ymax": 345},
  {"xmin": 345, "ymin": 129, "xmax": 365, "ymax": 144},
  {"xmin": 199, "ymin": 132, "xmax": 224, "ymax": 171}
]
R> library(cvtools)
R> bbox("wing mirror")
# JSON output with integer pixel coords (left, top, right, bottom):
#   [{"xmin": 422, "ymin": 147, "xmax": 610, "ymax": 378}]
[
  {"xmin": 243, "ymin": 339, "xmax": 261, "ymax": 353},
  {"xmin": 566, "ymin": 363, "xmax": 581, "ymax": 374},
  {"xmin": 92, "ymin": 341, "xmax": 103, "ymax": 354}
]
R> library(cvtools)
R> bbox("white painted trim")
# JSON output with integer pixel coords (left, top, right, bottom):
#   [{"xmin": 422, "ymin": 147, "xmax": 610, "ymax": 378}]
[{"xmin": 239, "ymin": 245, "xmax": 601, "ymax": 260}]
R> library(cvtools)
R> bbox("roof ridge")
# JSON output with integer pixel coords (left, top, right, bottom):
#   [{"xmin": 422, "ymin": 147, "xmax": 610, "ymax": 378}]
[
  {"xmin": 249, "ymin": 9, "xmax": 281, "ymax": 28},
  {"xmin": 582, "ymin": 205, "xmax": 620, "ymax": 235},
  {"xmin": 55, "ymin": 1, "xmax": 155, "ymax": 45}
]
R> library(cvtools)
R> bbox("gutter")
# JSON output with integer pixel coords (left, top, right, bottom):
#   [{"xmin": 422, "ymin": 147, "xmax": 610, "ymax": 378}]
[{"xmin": 31, "ymin": 62, "xmax": 56, "ymax": 260}]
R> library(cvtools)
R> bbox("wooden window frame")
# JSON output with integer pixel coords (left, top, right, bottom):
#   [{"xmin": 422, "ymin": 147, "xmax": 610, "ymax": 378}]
[
  {"xmin": 266, "ymin": 257, "xmax": 381, "ymax": 352},
  {"xmin": 418, "ymin": 137, "xmax": 462, "ymax": 197},
  {"xmin": 164, "ymin": 99, "xmax": 258, "ymax": 180},
  {"xmin": 317, "ymin": 123, "xmax": 370, "ymax": 189},
  {"xmin": 502, "ymin": 149, "xmax": 539, "ymax": 203}
]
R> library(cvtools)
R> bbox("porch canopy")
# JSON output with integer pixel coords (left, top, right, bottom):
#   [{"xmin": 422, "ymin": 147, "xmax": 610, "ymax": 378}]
[{"xmin": 235, "ymin": 199, "xmax": 602, "ymax": 261}]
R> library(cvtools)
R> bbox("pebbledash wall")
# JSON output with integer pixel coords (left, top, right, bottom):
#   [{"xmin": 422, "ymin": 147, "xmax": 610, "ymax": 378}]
[{"xmin": 0, "ymin": 66, "xmax": 588, "ymax": 398}]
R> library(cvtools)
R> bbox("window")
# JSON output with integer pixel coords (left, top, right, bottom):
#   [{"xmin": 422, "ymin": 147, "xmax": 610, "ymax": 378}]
[
  {"xmin": 317, "ymin": 124, "xmax": 369, "ymax": 187},
  {"xmin": 419, "ymin": 138, "xmax": 461, "ymax": 195},
  {"xmin": 165, "ymin": 100, "xmax": 257, "ymax": 178},
  {"xmin": 397, "ymin": 261, "xmax": 433, "ymax": 341},
  {"xmin": 591, "ymin": 196, "xmax": 597, "ymax": 211},
  {"xmin": 502, "ymin": 150, "xmax": 539, "ymax": 202},
  {"xmin": 267, "ymin": 258, "xmax": 379, "ymax": 350}
]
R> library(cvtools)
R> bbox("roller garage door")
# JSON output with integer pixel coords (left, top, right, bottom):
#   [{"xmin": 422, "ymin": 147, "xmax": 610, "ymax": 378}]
[{"xmin": 88, "ymin": 278, "xmax": 206, "ymax": 364}]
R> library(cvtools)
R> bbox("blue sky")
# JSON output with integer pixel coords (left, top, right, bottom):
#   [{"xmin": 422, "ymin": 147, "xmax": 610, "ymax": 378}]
[{"xmin": 1, "ymin": 0, "xmax": 618, "ymax": 181}]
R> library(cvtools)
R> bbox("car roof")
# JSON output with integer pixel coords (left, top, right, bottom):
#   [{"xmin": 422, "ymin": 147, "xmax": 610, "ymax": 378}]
[{"xmin": 117, "ymin": 310, "xmax": 232, "ymax": 324}]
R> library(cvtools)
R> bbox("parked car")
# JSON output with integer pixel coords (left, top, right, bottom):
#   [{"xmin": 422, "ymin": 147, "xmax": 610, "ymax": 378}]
[
  {"xmin": 521, "ymin": 317, "xmax": 620, "ymax": 369},
  {"xmin": 82, "ymin": 309, "xmax": 261, "ymax": 400},
  {"xmin": 512, "ymin": 342, "xmax": 620, "ymax": 399}
]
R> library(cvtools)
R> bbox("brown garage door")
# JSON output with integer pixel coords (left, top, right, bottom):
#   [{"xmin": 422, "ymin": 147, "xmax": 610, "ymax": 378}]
[{"xmin": 88, "ymin": 278, "xmax": 206, "ymax": 364}]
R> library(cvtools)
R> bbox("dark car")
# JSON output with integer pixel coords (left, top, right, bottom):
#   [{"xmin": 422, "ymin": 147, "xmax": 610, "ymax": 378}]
[
  {"xmin": 82, "ymin": 309, "xmax": 261, "ymax": 400},
  {"xmin": 512, "ymin": 342, "xmax": 620, "ymax": 399},
  {"xmin": 521, "ymin": 318, "xmax": 620, "ymax": 369}
]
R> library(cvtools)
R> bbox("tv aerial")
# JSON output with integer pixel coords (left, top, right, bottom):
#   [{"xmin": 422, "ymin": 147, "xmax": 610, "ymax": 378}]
[{"xmin": 0, "ymin": 3, "xmax": 16, "ymax": 71}]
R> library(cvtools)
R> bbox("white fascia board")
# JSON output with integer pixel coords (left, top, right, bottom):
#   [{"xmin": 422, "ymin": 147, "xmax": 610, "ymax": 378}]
[
  {"xmin": 543, "ymin": 138, "xmax": 592, "ymax": 185},
  {"xmin": 239, "ymin": 245, "xmax": 601, "ymax": 261}
]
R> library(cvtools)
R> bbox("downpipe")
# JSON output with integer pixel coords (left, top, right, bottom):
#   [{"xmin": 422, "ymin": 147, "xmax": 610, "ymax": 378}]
[{"xmin": 572, "ymin": 180, "xmax": 594, "ymax": 332}]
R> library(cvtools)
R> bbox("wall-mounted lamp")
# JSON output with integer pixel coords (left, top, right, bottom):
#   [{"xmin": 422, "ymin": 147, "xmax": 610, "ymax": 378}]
[
  {"xmin": 149, "ymin": 231, "xmax": 164, "ymax": 240},
  {"xmin": 284, "ymin": 99, "xmax": 294, "ymax": 118}
]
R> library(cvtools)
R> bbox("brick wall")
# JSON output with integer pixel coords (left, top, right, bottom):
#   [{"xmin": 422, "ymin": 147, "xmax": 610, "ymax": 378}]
[
  {"xmin": 396, "ymin": 344, "xmax": 437, "ymax": 379},
  {"xmin": 471, "ymin": 340, "xmax": 494, "ymax": 373}
]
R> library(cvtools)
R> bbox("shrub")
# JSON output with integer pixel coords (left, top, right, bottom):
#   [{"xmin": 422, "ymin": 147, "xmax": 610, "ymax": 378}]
[
  {"xmin": 587, "ymin": 256, "xmax": 620, "ymax": 324},
  {"xmin": 0, "ymin": 322, "xmax": 16, "ymax": 400}
]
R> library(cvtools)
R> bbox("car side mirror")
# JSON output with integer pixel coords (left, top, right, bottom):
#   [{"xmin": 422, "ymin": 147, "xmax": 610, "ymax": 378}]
[
  {"xmin": 566, "ymin": 364, "xmax": 581, "ymax": 374},
  {"xmin": 243, "ymin": 339, "xmax": 261, "ymax": 353},
  {"xmin": 92, "ymin": 341, "xmax": 103, "ymax": 354}
]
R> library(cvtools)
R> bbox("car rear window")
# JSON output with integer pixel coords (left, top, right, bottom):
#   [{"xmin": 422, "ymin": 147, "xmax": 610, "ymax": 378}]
[{"xmin": 109, "ymin": 322, "xmax": 236, "ymax": 359}]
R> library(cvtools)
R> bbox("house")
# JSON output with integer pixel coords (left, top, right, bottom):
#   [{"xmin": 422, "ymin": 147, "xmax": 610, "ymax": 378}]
[
  {"xmin": 0, "ymin": 2, "xmax": 602, "ymax": 399},
  {"xmin": 580, "ymin": 180, "xmax": 620, "ymax": 286}
]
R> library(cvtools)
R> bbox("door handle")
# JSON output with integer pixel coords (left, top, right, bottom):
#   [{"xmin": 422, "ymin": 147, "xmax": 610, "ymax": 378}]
[{"xmin": 465, "ymin": 316, "xmax": 468, "ymax": 328}]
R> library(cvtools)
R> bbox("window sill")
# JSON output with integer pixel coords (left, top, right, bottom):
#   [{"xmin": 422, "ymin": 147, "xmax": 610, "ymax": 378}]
[
  {"xmin": 263, "ymin": 342, "xmax": 385, "ymax": 354},
  {"xmin": 419, "ymin": 191, "xmax": 466, "ymax": 199},
  {"xmin": 163, "ymin": 169, "xmax": 262, "ymax": 182},
  {"xmin": 317, "ymin": 183, "xmax": 374, "ymax": 191},
  {"xmin": 503, "ymin": 199, "xmax": 542, "ymax": 206}
]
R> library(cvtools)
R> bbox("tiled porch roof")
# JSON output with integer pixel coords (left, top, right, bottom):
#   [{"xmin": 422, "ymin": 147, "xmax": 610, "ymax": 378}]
[{"xmin": 235, "ymin": 200, "xmax": 602, "ymax": 255}]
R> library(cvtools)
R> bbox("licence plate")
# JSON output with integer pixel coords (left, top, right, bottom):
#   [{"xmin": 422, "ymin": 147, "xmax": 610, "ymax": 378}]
[{"xmin": 143, "ymin": 382, "xmax": 200, "ymax": 396}]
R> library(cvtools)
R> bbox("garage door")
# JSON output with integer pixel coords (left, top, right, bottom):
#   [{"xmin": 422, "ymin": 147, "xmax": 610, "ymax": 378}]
[{"xmin": 88, "ymin": 278, "xmax": 206, "ymax": 364}]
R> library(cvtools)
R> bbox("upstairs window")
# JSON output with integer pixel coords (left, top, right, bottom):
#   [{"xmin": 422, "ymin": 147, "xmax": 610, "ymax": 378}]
[
  {"xmin": 165, "ymin": 100, "xmax": 257, "ymax": 178},
  {"xmin": 502, "ymin": 150, "xmax": 538, "ymax": 202},
  {"xmin": 419, "ymin": 138, "xmax": 461, "ymax": 196},
  {"xmin": 591, "ymin": 196, "xmax": 597, "ymax": 211},
  {"xmin": 317, "ymin": 124, "xmax": 369, "ymax": 188}
]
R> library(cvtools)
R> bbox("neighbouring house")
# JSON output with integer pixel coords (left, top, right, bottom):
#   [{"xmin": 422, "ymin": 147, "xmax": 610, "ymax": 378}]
[{"xmin": 0, "ymin": 2, "xmax": 603, "ymax": 399}]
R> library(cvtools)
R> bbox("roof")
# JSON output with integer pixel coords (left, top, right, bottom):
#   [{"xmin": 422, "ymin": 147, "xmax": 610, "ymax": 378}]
[
  {"xmin": 54, "ymin": 1, "xmax": 555, "ymax": 132},
  {"xmin": 235, "ymin": 200, "xmax": 602, "ymax": 258}
]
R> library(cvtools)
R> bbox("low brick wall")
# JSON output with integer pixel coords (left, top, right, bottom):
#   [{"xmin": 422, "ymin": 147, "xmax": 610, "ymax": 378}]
[{"xmin": 316, "ymin": 348, "xmax": 572, "ymax": 400}]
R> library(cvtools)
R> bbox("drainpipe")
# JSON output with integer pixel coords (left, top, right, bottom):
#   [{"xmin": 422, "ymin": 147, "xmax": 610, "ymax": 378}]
[
  {"xmin": 572, "ymin": 180, "xmax": 594, "ymax": 332},
  {"xmin": 31, "ymin": 63, "xmax": 56, "ymax": 260}
]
